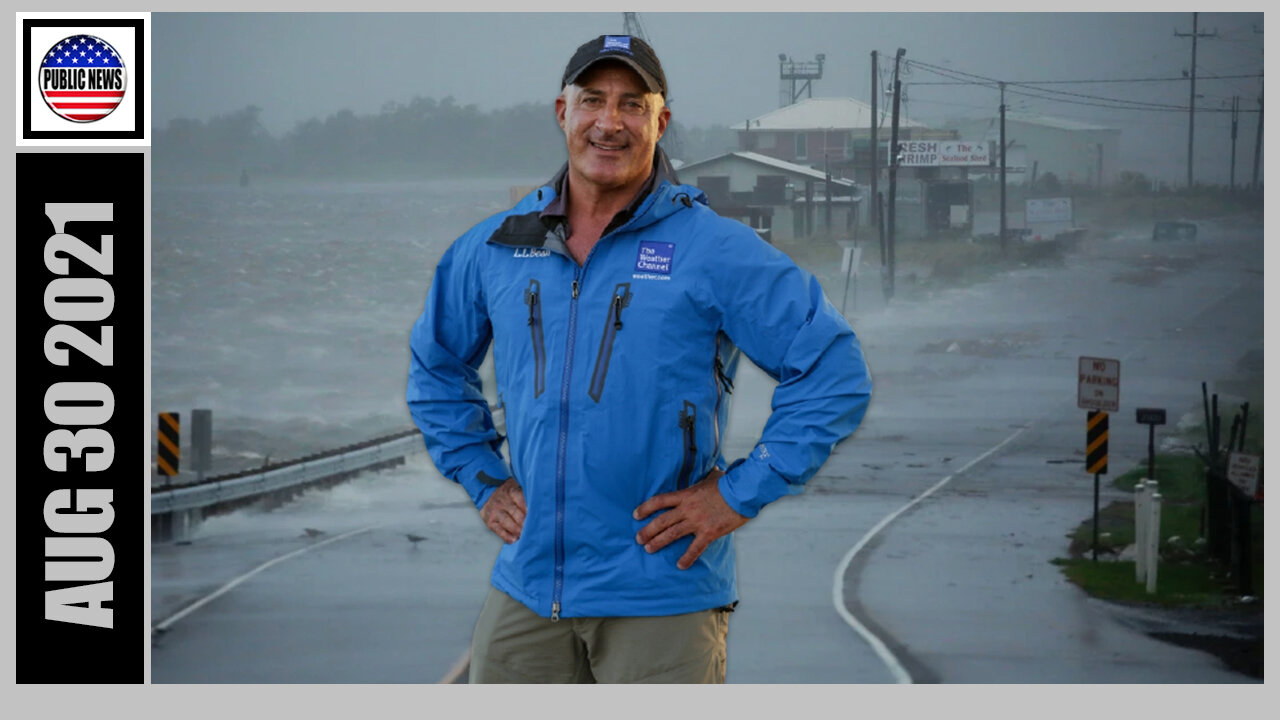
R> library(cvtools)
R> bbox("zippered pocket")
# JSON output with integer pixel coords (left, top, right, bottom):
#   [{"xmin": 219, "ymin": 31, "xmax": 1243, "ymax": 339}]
[
  {"xmin": 523, "ymin": 279, "xmax": 546, "ymax": 398},
  {"xmin": 587, "ymin": 283, "xmax": 632, "ymax": 403},
  {"xmin": 676, "ymin": 400, "xmax": 698, "ymax": 490}
]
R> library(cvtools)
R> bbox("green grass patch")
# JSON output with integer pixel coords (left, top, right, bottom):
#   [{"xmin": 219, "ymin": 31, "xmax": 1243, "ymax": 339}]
[
  {"xmin": 1051, "ymin": 557, "xmax": 1235, "ymax": 608},
  {"xmin": 1068, "ymin": 454, "xmax": 1206, "ymax": 552},
  {"xmin": 1058, "ymin": 452, "xmax": 1263, "ymax": 606},
  {"xmin": 1112, "ymin": 453, "xmax": 1204, "ymax": 498}
]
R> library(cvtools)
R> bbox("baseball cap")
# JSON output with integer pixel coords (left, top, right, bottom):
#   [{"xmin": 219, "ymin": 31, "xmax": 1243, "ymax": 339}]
[{"xmin": 561, "ymin": 35, "xmax": 667, "ymax": 97}]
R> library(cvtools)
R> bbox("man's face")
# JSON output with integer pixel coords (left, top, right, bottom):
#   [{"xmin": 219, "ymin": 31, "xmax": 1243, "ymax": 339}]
[{"xmin": 556, "ymin": 62, "xmax": 670, "ymax": 196}]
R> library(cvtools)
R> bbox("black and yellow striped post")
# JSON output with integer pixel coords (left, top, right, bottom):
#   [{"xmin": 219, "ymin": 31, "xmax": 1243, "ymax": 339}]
[
  {"xmin": 1087, "ymin": 410, "xmax": 1109, "ymax": 474},
  {"xmin": 1087, "ymin": 410, "xmax": 1109, "ymax": 561},
  {"xmin": 157, "ymin": 412, "xmax": 180, "ymax": 481}
]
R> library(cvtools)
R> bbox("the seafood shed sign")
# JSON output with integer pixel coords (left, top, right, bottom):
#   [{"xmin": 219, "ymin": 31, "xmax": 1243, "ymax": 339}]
[{"xmin": 897, "ymin": 140, "xmax": 992, "ymax": 167}]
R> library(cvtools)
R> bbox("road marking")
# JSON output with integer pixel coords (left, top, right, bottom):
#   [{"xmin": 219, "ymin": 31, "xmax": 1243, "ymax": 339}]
[
  {"xmin": 152, "ymin": 525, "xmax": 380, "ymax": 633},
  {"xmin": 832, "ymin": 427, "xmax": 1027, "ymax": 684}
]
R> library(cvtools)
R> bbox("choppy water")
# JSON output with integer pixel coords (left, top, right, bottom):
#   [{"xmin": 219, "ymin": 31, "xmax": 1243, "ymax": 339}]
[{"xmin": 151, "ymin": 177, "xmax": 542, "ymax": 475}]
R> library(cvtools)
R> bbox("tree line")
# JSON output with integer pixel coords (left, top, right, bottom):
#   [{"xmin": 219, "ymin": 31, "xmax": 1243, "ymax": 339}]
[{"xmin": 153, "ymin": 99, "xmax": 736, "ymax": 183}]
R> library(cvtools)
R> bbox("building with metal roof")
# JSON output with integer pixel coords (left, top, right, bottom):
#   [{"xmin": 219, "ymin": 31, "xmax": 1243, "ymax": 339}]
[
  {"xmin": 678, "ymin": 150, "xmax": 860, "ymax": 242},
  {"xmin": 730, "ymin": 97, "xmax": 950, "ymax": 183}
]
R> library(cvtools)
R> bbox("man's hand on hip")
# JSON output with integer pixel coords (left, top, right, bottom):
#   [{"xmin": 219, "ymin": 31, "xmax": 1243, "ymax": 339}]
[
  {"xmin": 633, "ymin": 468, "xmax": 748, "ymax": 570},
  {"xmin": 480, "ymin": 477, "xmax": 525, "ymax": 543}
]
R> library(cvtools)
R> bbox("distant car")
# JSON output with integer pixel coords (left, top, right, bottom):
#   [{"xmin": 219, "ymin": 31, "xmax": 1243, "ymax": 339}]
[{"xmin": 1153, "ymin": 221, "xmax": 1197, "ymax": 241}]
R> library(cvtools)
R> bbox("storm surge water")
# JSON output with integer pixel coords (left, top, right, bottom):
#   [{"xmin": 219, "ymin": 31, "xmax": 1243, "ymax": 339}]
[{"xmin": 151, "ymin": 177, "xmax": 541, "ymax": 476}]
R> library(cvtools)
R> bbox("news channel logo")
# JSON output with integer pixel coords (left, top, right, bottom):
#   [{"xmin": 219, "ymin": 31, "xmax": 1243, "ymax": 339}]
[
  {"xmin": 21, "ymin": 17, "xmax": 146, "ymax": 142},
  {"xmin": 38, "ymin": 34, "xmax": 128, "ymax": 123}
]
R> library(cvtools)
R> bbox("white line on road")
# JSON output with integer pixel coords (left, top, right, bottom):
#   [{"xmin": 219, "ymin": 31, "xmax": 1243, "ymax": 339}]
[
  {"xmin": 153, "ymin": 525, "xmax": 381, "ymax": 633},
  {"xmin": 832, "ymin": 427, "xmax": 1027, "ymax": 684}
]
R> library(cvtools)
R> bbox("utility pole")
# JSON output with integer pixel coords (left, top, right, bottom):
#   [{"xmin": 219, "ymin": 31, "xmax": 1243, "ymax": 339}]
[
  {"xmin": 1252, "ymin": 93, "xmax": 1263, "ymax": 191},
  {"xmin": 999, "ymin": 82, "xmax": 1007, "ymax": 257},
  {"xmin": 1176, "ymin": 12, "xmax": 1218, "ymax": 188},
  {"xmin": 870, "ymin": 49, "xmax": 879, "ymax": 258},
  {"xmin": 1229, "ymin": 95, "xmax": 1239, "ymax": 192},
  {"xmin": 1095, "ymin": 143, "xmax": 1104, "ymax": 190},
  {"xmin": 886, "ymin": 47, "xmax": 905, "ymax": 302},
  {"xmin": 824, "ymin": 154, "xmax": 832, "ymax": 232}
]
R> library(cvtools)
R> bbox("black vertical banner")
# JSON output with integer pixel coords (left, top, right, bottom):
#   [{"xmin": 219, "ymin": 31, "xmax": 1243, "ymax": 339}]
[{"xmin": 15, "ymin": 151, "xmax": 144, "ymax": 683}]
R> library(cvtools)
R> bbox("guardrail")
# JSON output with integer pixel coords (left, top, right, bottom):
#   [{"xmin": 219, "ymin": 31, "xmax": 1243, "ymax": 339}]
[{"xmin": 151, "ymin": 429, "xmax": 424, "ymax": 516}]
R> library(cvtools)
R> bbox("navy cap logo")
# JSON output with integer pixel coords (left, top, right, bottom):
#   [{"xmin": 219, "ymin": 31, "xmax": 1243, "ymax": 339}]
[{"xmin": 603, "ymin": 35, "xmax": 632, "ymax": 53}]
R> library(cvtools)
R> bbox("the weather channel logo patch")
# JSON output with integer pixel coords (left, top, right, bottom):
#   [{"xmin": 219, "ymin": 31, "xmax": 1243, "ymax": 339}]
[
  {"xmin": 39, "ymin": 35, "xmax": 127, "ymax": 123},
  {"xmin": 634, "ymin": 241, "xmax": 674, "ymax": 280},
  {"xmin": 603, "ymin": 35, "xmax": 631, "ymax": 52}
]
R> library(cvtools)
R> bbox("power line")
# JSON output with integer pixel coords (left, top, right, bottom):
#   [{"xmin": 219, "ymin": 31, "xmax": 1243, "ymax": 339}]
[
  {"xmin": 904, "ymin": 59, "xmax": 1258, "ymax": 114},
  {"xmin": 904, "ymin": 60, "xmax": 1167, "ymax": 112},
  {"xmin": 906, "ymin": 73, "xmax": 1261, "ymax": 86},
  {"xmin": 1003, "ymin": 85, "xmax": 1190, "ymax": 113}
]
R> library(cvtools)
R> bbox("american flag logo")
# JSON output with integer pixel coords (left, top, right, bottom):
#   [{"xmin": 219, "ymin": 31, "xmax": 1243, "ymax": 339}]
[{"xmin": 38, "ymin": 35, "xmax": 127, "ymax": 123}]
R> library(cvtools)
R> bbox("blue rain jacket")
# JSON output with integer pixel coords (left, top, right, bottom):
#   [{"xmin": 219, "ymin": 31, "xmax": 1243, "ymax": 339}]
[{"xmin": 407, "ymin": 159, "xmax": 872, "ymax": 619}]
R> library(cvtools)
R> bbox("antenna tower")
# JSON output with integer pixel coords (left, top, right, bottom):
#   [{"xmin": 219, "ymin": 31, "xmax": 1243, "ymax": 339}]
[
  {"xmin": 621, "ymin": 13, "xmax": 682, "ymax": 158},
  {"xmin": 779, "ymin": 53, "xmax": 825, "ymax": 107}
]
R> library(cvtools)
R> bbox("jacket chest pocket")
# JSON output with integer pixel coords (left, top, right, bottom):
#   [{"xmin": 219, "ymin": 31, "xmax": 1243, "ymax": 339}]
[
  {"xmin": 587, "ymin": 283, "xmax": 632, "ymax": 403},
  {"xmin": 523, "ymin": 278, "xmax": 546, "ymax": 398}
]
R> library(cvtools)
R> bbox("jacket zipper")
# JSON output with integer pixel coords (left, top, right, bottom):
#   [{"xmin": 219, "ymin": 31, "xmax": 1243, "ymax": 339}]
[
  {"xmin": 549, "ymin": 213, "xmax": 652, "ymax": 621},
  {"xmin": 551, "ymin": 274, "xmax": 581, "ymax": 622},
  {"xmin": 676, "ymin": 401, "xmax": 698, "ymax": 490},
  {"xmin": 524, "ymin": 279, "xmax": 546, "ymax": 398},
  {"xmin": 588, "ymin": 283, "xmax": 632, "ymax": 403}
]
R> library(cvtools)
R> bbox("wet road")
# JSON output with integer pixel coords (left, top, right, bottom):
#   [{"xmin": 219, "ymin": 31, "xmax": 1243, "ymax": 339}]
[
  {"xmin": 816, "ymin": 219, "xmax": 1263, "ymax": 683},
  {"xmin": 150, "ymin": 219, "xmax": 1263, "ymax": 684}
]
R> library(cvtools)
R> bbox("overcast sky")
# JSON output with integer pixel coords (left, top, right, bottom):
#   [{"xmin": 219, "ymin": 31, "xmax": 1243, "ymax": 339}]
[{"xmin": 153, "ymin": 11, "xmax": 1266, "ymax": 185}]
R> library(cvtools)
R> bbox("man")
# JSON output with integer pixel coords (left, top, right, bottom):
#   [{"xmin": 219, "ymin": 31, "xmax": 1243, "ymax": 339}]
[{"xmin": 407, "ymin": 34, "xmax": 871, "ymax": 683}]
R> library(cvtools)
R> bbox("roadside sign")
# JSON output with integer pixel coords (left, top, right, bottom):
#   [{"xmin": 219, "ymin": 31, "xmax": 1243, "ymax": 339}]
[
  {"xmin": 839, "ymin": 242, "xmax": 862, "ymax": 275},
  {"xmin": 1135, "ymin": 407, "xmax": 1166, "ymax": 479},
  {"xmin": 1026, "ymin": 197, "xmax": 1073, "ymax": 224},
  {"xmin": 1136, "ymin": 408, "xmax": 1166, "ymax": 425},
  {"xmin": 1078, "ymin": 356, "xmax": 1120, "ymax": 411},
  {"xmin": 1227, "ymin": 453, "xmax": 1261, "ymax": 499}
]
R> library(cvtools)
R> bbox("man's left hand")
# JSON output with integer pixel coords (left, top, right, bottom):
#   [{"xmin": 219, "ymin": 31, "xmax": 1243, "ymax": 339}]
[{"xmin": 633, "ymin": 468, "xmax": 748, "ymax": 570}]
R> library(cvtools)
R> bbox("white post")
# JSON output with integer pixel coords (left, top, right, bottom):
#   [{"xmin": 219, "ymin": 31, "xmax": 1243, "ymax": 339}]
[
  {"xmin": 1134, "ymin": 480, "xmax": 1148, "ymax": 582},
  {"xmin": 1146, "ymin": 492, "xmax": 1162, "ymax": 594}
]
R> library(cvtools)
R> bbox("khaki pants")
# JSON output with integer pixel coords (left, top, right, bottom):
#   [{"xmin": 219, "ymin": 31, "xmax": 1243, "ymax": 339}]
[{"xmin": 469, "ymin": 587, "xmax": 731, "ymax": 683}]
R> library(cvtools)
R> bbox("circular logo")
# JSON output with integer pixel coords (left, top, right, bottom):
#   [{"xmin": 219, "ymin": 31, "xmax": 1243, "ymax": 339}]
[{"xmin": 38, "ymin": 35, "xmax": 128, "ymax": 123}]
